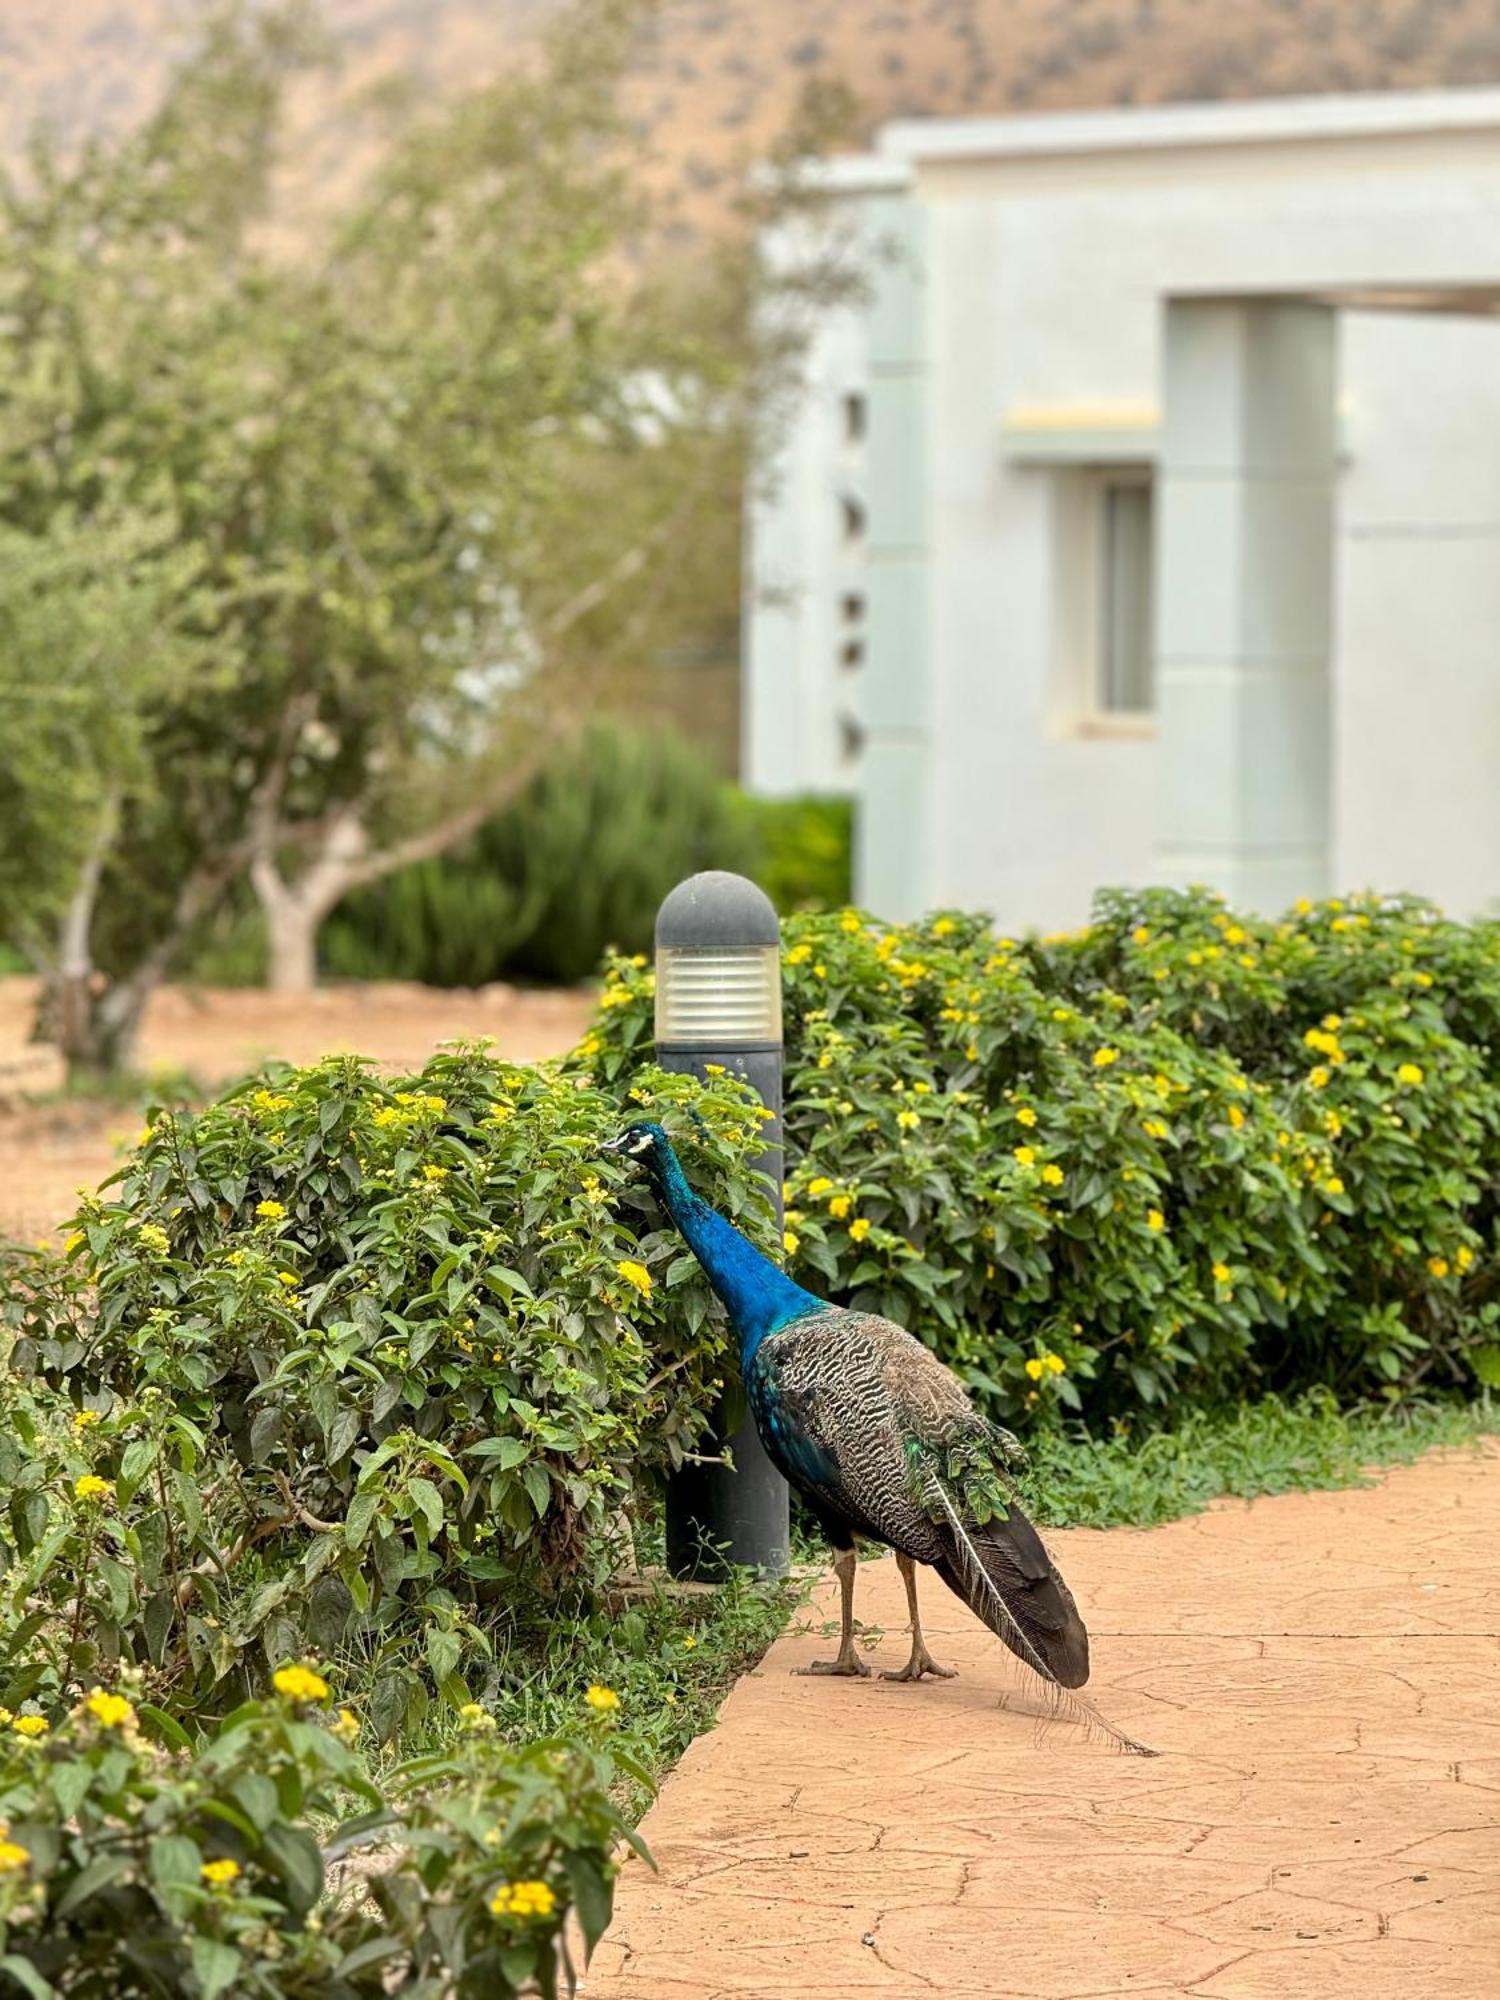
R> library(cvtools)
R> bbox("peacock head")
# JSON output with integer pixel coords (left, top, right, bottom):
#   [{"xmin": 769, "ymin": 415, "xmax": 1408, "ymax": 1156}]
[{"xmin": 600, "ymin": 1119, "xmax": 670, "ymax": 1173}]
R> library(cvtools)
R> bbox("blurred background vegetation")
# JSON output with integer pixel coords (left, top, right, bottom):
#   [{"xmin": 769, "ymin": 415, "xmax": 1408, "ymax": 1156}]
[
  {"xmin": 190, "ymin": 724, "xmax": 852, "ymax": 989},
  {"xmin": 0, "ymin": 0, "xmax": 856, "ymax": 1082}
]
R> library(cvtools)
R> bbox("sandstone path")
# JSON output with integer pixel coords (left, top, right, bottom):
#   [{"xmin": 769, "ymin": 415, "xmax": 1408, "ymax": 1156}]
[{"xmin": 585, "ymin": 1441, "xmax": 1500, "ymax": 2000}]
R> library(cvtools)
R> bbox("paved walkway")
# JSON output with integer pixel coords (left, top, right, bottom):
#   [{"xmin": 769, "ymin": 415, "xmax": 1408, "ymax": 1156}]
[{"xmin": 584, "ymin": 1441, "xmax": 1500, "ymax": 2000}]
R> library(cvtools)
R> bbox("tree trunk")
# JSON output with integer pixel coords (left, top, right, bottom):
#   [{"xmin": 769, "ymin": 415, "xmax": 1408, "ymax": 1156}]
[
  {"xmin": 263, "ymin": 896, "xmax": 323, "ymax": 994},
  {"xmin": 51, "ymin": 974, "xmax": 152, "ymax": 1084}
]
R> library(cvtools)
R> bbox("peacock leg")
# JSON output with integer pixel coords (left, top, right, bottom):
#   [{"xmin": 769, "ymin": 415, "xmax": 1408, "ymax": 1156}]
[
  {"xmin": 881, "ymin": 1551, "xmax": 958, "ymax": 1682},
  {"xmin": 795, "ymin": 1546, "xmax": 870, "ymax": 1677}
]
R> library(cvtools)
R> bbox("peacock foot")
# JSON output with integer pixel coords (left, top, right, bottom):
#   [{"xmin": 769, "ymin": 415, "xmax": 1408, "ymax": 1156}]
[
  {"xmin": 881, "ymin": 1649, "xmax": 958, "ymax": 1683},
  {"xmin": 794, "ymin": 1653, "xmax": 871, "ymax": 1678}
]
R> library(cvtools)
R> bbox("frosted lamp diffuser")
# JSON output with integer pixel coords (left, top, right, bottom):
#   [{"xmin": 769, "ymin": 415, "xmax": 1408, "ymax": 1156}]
[{"xmin": 655, "ymin": 945, "xmax": 782, "ymax": 1047}]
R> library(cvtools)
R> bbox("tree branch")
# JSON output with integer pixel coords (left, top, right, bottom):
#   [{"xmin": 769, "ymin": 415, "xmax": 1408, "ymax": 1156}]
[{"xmin": 333, "ymin": 751, "xmax": 557, "ymax": 894}]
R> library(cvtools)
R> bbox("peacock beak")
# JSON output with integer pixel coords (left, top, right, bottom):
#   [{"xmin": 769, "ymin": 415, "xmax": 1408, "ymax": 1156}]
[{"xmin": 600, "ymin": 1133, "xmax": 632, "ymax": 1156}]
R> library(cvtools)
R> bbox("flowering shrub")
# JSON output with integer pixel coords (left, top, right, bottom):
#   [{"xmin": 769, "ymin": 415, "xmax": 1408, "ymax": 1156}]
[
  {"xmin": 1, "ymin": 1048, "xmax": 771, "ymax": 1732},
  {"xmin": 0, "ymin": 1669, "xmax": 635, "ymax": 1998},
  {"xmin": 592, "ymin": 888, "xmax": 1500, "ymax": 1423}
]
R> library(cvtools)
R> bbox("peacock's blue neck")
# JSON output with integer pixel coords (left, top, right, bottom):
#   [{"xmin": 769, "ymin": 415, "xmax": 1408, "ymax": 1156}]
[{"xmin": 647, "ymin": 1141, "xmax": 823, "ymax": 1363}]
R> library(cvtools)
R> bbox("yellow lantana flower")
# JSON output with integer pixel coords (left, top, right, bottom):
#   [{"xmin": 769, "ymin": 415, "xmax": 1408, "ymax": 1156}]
[
  {"xmin": 1212, "ymin": 1263, "xmax": 1232, "ymax": 1287},
  {"xmin": 490, "ymin": 1879, "xmax": 557, "ymax": 1921},
  {"xmin": 849, "ymin": 1218, "xmax": 871, "ymax": 1243},
  {"xmin": 136, "ymin": 1224, "xmax": 170, "ymax": 1256},
  {"xmin": 74, "ymin": 1475, "xmax": 112, "ymax": 1503},
  {"xmin": 255, "ymin": 1199, "xmax": 286, "ymax": 1221},
  {"xmin": 273, "ymin": 1665, "xmax": 330, "ymax": 1704},
  {"xmin": 614, "ymin": 1260, "xmax": 652, "ymax": 1299},
  {"xmin": 1024, "ymin": 1358, "xmax": 1045, "ymax": 1381},
  {"xmin": 72, "ymin": 1409, "xmax": 102, "ymax": 1430},
  {"xmin": 1428, "ymin": 1255, "xmax": 1450, "ymax": 1279},
  {"xmin": 84, "ymin": 1689, "xmax": 135, "ymax": 1731},
  {"xmin": 201, "ymin": 1858, "xmax": 241, "ymax": 1886},
  {"xmin": 1040, "ymin": 1165, "xmax": 1064, "ymax": 1188},
  {"xmin": 807, "ymin": 1177, "xmax": 834, "ymax": 1198},
  {"xmin": 897, "ymin": 1110, "xmax": 919, "ymax": 1131},
  {"xmin": 1147, "ymin": 1210, "xmax": 1166, "ymax": 1232},
  {"xmin": 827, "ymin": 1195, "xmax": 852, "ymax": 1220},
  {"xmin": 12, "ymin": 1716, "xmax": 49, "ymax": 1738},
  {"xmin": 583, "ymin": 1684, "xmax": 620, "ymax": 1713},
  {"xmin": 1308, "ymin": 1067, "xmax": 1331, "ymax": 1090},
  {"xmin": 783, "ymin": 1231, "xmax": 800, "ymax": 1257},
  {"xmin": 1013, "ymin": 1146, "xmax": 1035, "ymax": 1167},
  {"xmin": 1092, "ymin": 1047, "xmax": 1120, "ymax": 1069},
  {"xmin": 1396, "ymin": 1063, "xmax": 1424, "ymax": 1087}
]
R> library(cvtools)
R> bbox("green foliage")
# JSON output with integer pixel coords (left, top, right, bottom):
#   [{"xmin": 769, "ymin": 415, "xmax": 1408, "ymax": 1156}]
[
  {"xmin": 321, "ymin": 725, "xmax": 760, "ymax": 988},
  {"xmin": 2, "ymin": 0, "xmax": 824, "ymax": 1068},
  {"xmin": 729, "ymin": 793, "xmax": 852, "ymax": 914},
  {"xmin": 591, "ymin": 887, "xmax": 1500, "ymax": 1424},
  {"xmin": 0, "ymin": 1049, "xmax": 772, "ymax": 1733},
  {"xmin": 0, "ymin": 1676, "xmax": 637, "ymax": 1999}
]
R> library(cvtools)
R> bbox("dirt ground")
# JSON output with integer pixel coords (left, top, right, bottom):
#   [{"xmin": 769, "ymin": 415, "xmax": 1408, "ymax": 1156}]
[
  {"xmin": 584, "ymin": 1440, "xmax": 1500, "ymax": 2000},
  {"xmin": 0, "ymin": 974, "xmax": 593, "ymax": 1242}
]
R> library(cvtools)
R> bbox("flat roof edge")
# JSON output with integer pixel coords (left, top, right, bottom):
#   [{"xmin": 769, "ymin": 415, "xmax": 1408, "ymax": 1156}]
[{"xmin": 875, "ymin": 86, "xmax": 1500, "ymax": 166}]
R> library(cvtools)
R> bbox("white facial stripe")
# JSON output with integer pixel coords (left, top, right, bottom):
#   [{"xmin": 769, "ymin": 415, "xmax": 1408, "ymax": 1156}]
[{"xmin": 627, "ymin": 1134, "xmax": 653, "ymax": 1154}]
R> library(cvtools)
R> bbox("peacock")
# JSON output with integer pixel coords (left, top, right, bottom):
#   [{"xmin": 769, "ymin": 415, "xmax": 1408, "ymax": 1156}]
[{"xmin": 602, "ymin": 1119, "xmax": 1154, "ymax": 1754}]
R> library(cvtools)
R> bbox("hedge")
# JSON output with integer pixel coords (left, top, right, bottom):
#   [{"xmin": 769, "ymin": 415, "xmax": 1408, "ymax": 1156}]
[
  {"xmin": 0, "ymin": 1049, "xmax": 770, "ymax": 1736},
  {"xmin": 591, "ymin": 886, "xmax": 1500, "ymax": 1421},
  {"xmin": 0, "ymin": 1673, "xmax": 636, "ymax": 1999}
]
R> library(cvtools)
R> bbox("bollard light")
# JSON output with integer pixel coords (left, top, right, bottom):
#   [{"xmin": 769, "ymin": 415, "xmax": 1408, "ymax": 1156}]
[{"xmin": 654, "ymin": 871, "xmax": 790, "ymax": 1581}]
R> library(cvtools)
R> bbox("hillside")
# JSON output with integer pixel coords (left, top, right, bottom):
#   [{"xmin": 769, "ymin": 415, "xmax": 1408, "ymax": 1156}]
[{"xmin": 10, "ymin": 0, "xmax": 1500, "ymax": 237}]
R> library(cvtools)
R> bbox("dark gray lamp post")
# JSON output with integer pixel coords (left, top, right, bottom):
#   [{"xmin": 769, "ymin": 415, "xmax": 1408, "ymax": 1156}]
[{"xmin": 655, "ymin": 870, "xmax": 790, "ymax": 1580}]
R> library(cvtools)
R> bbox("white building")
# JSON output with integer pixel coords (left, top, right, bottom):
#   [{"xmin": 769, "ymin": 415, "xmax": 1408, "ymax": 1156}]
[{"xmin": 744, "ymin": 91, "xmax": 1500, "ymax": 926}]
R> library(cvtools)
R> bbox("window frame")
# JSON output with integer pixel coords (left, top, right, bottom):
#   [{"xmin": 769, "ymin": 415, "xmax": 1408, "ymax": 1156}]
[{"xmin": 1073, "ymin": 464, "xmax": 1157, "ymax": 740}]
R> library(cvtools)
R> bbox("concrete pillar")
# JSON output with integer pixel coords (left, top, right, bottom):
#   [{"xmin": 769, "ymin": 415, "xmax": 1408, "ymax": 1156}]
[
  {"xmin": 1155, "ymin": 298, "xmax": 1337, "ymax": 910},
  {"xmin": 855, "ymin": 198, "xmax": 931, "ymax": 919}
]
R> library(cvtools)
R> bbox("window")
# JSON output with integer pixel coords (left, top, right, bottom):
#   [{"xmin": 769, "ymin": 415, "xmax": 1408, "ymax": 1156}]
[
  {"xmin": 839, "ymin": 493, "xmax": 866, "ymax": 544},
  {"xmin": 1096, "ymin": 474, "xmax": 1154, "ymax": 714}
]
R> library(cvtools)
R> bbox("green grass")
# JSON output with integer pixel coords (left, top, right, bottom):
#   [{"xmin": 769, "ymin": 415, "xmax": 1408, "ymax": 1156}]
[
  {"xmin": 1020, "ymin": 1390, "xmax": 1496, "ymax": 1530},
  {"xmin": 361, "ymin": 1557, "xmax": 803, "ymax": 1818}
]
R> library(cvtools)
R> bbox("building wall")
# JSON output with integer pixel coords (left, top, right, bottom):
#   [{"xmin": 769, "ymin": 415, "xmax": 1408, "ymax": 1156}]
[
  {"xmin": 746, "ymin": 95, "xmax": 1500, "ymax": 923},
  {"xmin": 1335, "ymin": 309, "xmax": 1500, "ymax": 915}
]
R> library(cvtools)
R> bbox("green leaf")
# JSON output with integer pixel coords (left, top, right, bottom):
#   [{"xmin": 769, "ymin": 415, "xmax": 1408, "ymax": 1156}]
[
  {"xmin": 0, "ymin": 1954, "xmax": 56, "ymax": 1999},
  {"xmin": 189, "ymin": 1937, "xmax": 243, "ymax": 2000},
  {"xmin": 53, "ymin": 1851, "xmax": 134, "ymax": 1918},
  {"xmin": 49, "ymin": 1759, "xmax": 94, "ymax": 1821},
  {"xmin": 426, "ymin": 1626, "xmax": 461, "ymax": 1686},
  {"xmin": 467, "ymin": 1436, "xmax": 529, "ymax": 1470},
  {"xmin": 344, "ymin": 1489, "xmax": 380, "ymax": 1549},
  {"xmin": 567, "ymin": 1850, "xmax": 614, "ymax": 1955},
  {"xmin": 149, "ymin": 1835, "xmax": 203, "ymax": 1893},
  {"xmin": 233, "ymin": 1774, "xmax": 279, "ymax": 1832},
  {"xmin": 407, "ymin": 1477, "xmax": 445, "ymax": 1539},
  {"xmin": 522, "ymin": 1462, "xmax": 552, "ymax": 1519},
  {"xmin": 264, "ymin": 1821, "xmax": 324, "ymax": 1915},
  {"xmin": 138, "ymin": 1703, "xmax": 192, "ymax": 1753}
]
